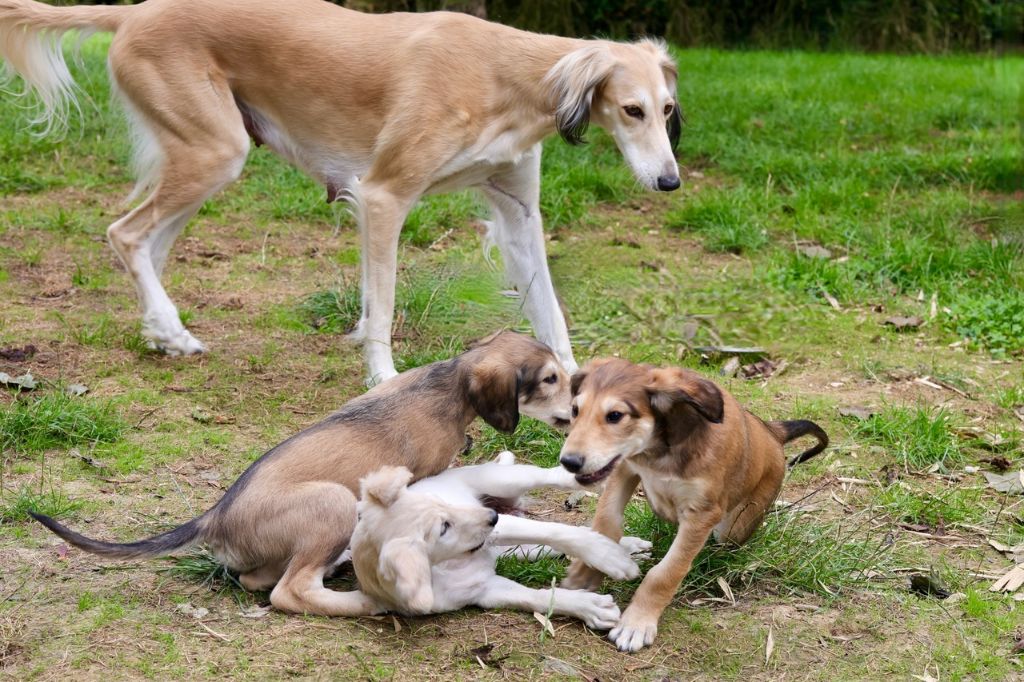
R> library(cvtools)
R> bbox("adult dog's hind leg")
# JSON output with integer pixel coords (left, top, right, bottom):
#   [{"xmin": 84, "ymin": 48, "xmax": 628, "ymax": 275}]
[
  {"xmin": 483, "ymin": 145, "xmax": 576, "ymax": 373},
  {"xmin": 105, "ymin": 61, "xmax": 248, "ymax": 356}
]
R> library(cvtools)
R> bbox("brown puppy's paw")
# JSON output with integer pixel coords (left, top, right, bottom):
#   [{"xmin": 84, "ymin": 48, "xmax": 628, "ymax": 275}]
[
  {"xmin": 609, "ymin": 604, "xmax": 659, "ymax": 652},
  {"xmin": 561, "ymin": 558, "xmax": 605, "ymax": 591}
]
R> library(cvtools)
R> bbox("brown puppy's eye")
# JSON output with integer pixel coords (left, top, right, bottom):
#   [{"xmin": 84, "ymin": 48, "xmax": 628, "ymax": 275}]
[
  {"xmin": 543, "ymin": 373, "xmax": 558, "ymax": 385},
  {"xmin": 664, "ymin": 103, "xmax": 674, "ymax": 116},
  {"xmin": 623, "ymin": 105, "xmax": 644, "ymax": 120},
  {"xmin": 605, "ymin": 411, "xmax": 624, "ymax": 424},
  {"xmin": 571, "ymin": 404, "xmax": 579, "ymax": 418}
]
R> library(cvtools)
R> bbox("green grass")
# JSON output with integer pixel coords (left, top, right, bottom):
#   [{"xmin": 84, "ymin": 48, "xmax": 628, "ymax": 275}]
[
  {"xmin": 0, "ymin": 485, "xmax": 82, "ymax": 524},
  {"xmin": 851, "ymin": 405, "xmax": 965, "ymax": 469},
  {"xmin": 0, "ymin": 392, "xmax": 127, "ymax": 454},
  {"xmin": 873, "ymin": 483, "xmax": 986, "ymax": 528}
]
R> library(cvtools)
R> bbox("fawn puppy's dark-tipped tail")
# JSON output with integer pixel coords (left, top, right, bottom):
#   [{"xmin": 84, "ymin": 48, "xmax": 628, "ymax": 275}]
[
  {"xmin": 767, "ymin": 419, "xmax": 829, "ymax": 467},
  {"xmin": 29, "ymin": 512, "xmax": 207, "ymax": 560}
]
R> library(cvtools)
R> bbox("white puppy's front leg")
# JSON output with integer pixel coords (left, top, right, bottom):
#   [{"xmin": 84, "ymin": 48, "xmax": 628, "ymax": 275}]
[
  {"xmin": 492, "ymin": 516, "xmax": 640, "ymax": 580},
  {"xmin": 476, "ymin": 575, "xmax": 620, "ymax": 630}
]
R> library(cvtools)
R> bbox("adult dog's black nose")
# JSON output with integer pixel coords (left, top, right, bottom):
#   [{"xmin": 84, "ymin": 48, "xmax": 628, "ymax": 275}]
[
  {"xmin": 488, "ymin": 509, "xmax": 499, "ymax": 526},
  {"xmin": 656, "ymin": 174, "xmax": 681, "ymax": 191},
  {"xmin": 560, "ymin": 453, "xmax": 585, "ymax": 473}
]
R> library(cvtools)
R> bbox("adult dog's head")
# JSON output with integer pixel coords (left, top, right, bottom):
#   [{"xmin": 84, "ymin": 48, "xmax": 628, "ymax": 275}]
[
  {"xmin": 559, "ymin": 359, "xmax": 724, "ymax": 484},
  {"xmin": 545, "ymin": 39, "xmax": 681, "ymax": 192},
  {"xmin": 351, "ymin": 467, "xmax": 497, "ymax": 614},
  {"xmin": 461, "ymin": 331, "xmax": 572, "ymax": 433}
]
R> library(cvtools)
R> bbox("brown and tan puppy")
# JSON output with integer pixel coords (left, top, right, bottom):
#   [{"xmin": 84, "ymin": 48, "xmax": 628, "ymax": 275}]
[
  {"xmin": 558, "ymin": 358, "xmax": 828, "ymax": 652},
  {"xmin": 30, "ymin": 331, "xmax": 571, "ymax": 617}
]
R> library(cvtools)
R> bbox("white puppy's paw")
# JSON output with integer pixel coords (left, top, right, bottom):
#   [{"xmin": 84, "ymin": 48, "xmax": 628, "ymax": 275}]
[
  {"xmin": 609, "ymin": 608, "xmax": 659, "ymax": 652},
  {"xmin": 619, "ymin": 536, "xmax": 653, "ymax": 560},
  {"xmin": 494, "ymin": 450, "xmax": 516, "ymax": 466},
  {"xmin": 581, "ymin": 534, "xmax": 640, "ymax": 581},
  {"xmin": 577, "ymin": 592, "xmax": 620, "ymax": 631}
]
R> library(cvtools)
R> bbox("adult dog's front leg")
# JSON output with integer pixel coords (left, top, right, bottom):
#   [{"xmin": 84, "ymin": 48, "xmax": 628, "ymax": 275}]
[
  {"xmin": 483, "ymin": 147, "xmax": 576, "ymax": 373},
  {"xmin": 609, "ymin": 510, "xmax": 721, "ymax": 653},
  {"xmin": 476, "ymin": 575, "xmax": 620, "ymax": 631},
  {"xmin": 562, "ymin": 466, "xmax": 641, "ymax": 591},
  {"xmin": 492, "ymin": 515, "xmax": 640, "ymax": 581},
  {"xmin": 349, "ymin": 181, "xmax": 416, "ymax": 385}
]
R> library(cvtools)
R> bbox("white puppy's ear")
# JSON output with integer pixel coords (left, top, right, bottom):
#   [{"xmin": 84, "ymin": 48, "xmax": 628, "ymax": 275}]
[
  {"xmin": 378, "ymin": 537, "xmax": 433, "ymax": 614},
  {"xmin": 359, "ymin": 466, "xmax": 413, "ymax": 508}
]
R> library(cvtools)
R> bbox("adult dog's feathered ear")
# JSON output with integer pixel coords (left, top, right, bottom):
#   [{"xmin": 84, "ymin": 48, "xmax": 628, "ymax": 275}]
[
  {"xmin": 645, "ymin": 368, "xmax": 724, "ymax": 424},
  {"xmin": 359, "ymin": 466, "xmax": 413, "ymax": 508},
  {"xmin": 544, "ymin": 45, "xmax": 615, "ymax": 146},
  {"xmin": 468, "ymin": 357, "xmax": 520, "ymax": 433},
  {"xmin": 667, "ymin": 102, "xmax": 682, "ymax": 154},
  {"xmin": 378, "ymin": 537, "xmax": 433, "ymax": 614}
]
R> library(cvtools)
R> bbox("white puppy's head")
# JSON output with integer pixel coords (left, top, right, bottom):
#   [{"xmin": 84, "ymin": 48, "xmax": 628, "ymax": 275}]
[
  {"xmin": 351, "ymin": 466, "xmax": 498, "ymax": 614},
  {"xmin": 546, "ymin": 39, "xmax": 681, "ymax": 192}
]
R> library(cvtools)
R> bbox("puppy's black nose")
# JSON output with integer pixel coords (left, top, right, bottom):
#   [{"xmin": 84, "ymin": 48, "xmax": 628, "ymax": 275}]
[
  {"xmin": 560, "ymin": 453, "xmax": 585, "ymax": 473},
  {"xmin": 656, "ymin": 174, "xmax": 681, "ymax": 191},
  {"xmin": 488, "ymin": 509, "xmax": 499, "ymax": 526}
]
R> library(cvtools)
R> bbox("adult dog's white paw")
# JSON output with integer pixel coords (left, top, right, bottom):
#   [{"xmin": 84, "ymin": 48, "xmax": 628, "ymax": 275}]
[
  {"xmin": 609, "ymin": 608, "xmax": 659, "ymax": 652},
  {"xmin": 619, "ymin": 536, "xmax": 653, "ymax": 561},
  {"xmin": 583, "ymin": 534, "xmax": 640, "ymax": 581},
  {"xmin": 577, "ymin": 592, "xmax": 620, "ymax": 631},
  {"xmin": 145, "ymin": 328, "xmax": 206, "ymax": 356}
]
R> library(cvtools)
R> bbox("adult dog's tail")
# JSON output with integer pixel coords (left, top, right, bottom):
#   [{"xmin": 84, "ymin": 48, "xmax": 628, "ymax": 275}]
[
  {"xmin": 30, "ymin": 511, "xmax": 207, "ymax": 560},
  {"xmin": 0, "ymin": 0, "xmax": 133, "ymax": 133},
  {"xmin": 768, "ymin": 419, "xmax": 829, "ymax": 467}
]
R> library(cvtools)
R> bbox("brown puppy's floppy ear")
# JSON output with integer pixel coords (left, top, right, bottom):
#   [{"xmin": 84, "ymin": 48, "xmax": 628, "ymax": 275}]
[
  {"xmin": 468, "ymin": 358, "xmax": 520, "ymax": 433},
  {"xmin": 545, "ymin": 45, "xmax": 615, "ymax": 146},
  {"xmin": 359, "ymin": 466, "xmax": 413, "ymax": 508},
  {"xmin": 378, "ymin": 537, "xmax": 433, "ymax": 614},
  {"xmin": 646, "ymin": 368, "xmax": 724, "ymax": 424}
]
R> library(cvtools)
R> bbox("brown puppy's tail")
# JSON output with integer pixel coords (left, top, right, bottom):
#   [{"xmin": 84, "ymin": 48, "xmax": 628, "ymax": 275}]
[
  {"xmin": 768, "ymin": 420, "xmax": 829, "ymax": 467},
  {"xmin": 30, "ymin": 512, "xmax": 206, "ymax": 560}
]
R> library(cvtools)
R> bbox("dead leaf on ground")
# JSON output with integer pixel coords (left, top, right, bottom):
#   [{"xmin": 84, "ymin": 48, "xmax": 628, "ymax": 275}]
[
  {"xmin": 0, "ymin": 345, "xmax": 37, "ymax": 362},
  {"xmin": 798, "ymin": 244, "xmax": 832, "ymax": 260},
  {"xmin": 717, "ymin": 577, "xmax": 736, "ymax": 605},
  {"xmin": 239, "ymin": 605, "xmax": 272, "ymax": 619},
  {"xmin": 191, "ymin": 407, "xmax": 213, "ymax": 424},
  {"xmin": 983, "ymin": 470, "xmax": 1024, "ymax": 494},
  {"xmin": 66, "ymin": 383, "xmax": 88, "ymax": 397},
  {"xmin": 987, "ymin": 539, "xmax": 1024, "ymax": 564},
  {"xmin": 533, "ymin": 612, "xmax": 555, "ymax": 637},
  {"xmin": 839, "ymin": 405, "xmax": 876, "ymax": 421},
  {"xmin": 0, "ymin": 372, "xmax": 36, "ymax": 391},
  {"xmin": 980, "ymin": 456, "xmax": 1012, "ymax": 472},
  {"xmin": 884, "ymin": 316, "xmax": 924, "ymax": 331},
  {"xmin": 741, "ymin": 359, "xmax": 787, "ymax": 380},
  {"xmin": 990, "ymin": 565, "xmax": 1024, "ymax": 593},
  {"xmin": 720, "ymin": 356, "xmax": 741, "ymax": 378},
  {"xmin": 175, "ymin": 602, "xmax": 209, "ymax": 619}
]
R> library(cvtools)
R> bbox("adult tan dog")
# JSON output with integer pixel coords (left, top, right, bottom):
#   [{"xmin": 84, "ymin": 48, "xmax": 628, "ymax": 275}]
[
  {"xmin": 0, "ymin": 0, "xmax": 682, "ymax": 384},
  {"xmin": 557, "ymin": 358, "xmax": 828, "ymax": 652},
  {"xmin": 30, "ymin": 332, "xmax": 572, "ymax": 616}
]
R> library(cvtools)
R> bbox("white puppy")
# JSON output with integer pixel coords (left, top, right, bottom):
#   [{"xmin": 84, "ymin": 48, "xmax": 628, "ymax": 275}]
[{"xmin": 348, "ymin": 452, "xmax": 651, "ymax": 630}]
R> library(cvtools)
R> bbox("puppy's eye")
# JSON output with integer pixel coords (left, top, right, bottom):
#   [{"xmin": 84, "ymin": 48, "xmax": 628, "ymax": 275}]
[
  {"xmin": 664, "ymin": 103, "xmax": 674, "ymax": 117},
  {"xmin": 440, "ymin": 520, "xmax": 451, "ymax": 536},
  {"xmin": 623, "ymin": 105, "xmax": 644, "ymax": 120},
  {"xmin": 543, "ymin": 373, "xmax": 558, "ymax": 385},
  {"xmin": 605, "ymin": 411, "xmax": 624, "ymax": 424},
  {"xmin": 571, "ymin": 404, "xmax": 579, "ymax": 418}
]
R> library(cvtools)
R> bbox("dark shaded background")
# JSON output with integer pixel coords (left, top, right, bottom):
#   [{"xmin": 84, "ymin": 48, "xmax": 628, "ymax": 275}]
[{"xmin": 54, "ymin": 1, "xmax": 1024, "ymax": 52}]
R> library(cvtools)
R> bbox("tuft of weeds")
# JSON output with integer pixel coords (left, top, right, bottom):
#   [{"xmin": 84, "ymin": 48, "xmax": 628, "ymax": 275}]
[
  {"xmin": 0, "ymin": 486, "xmax": 82, "ymax": 523},
  {"xmin": 468, "ymin": 420, "xmax": 564, "ymax": 468},
  {"xmin": 947, "ymin": 290, "xmax": 1024, "ymax": 355},
  {"xmin": 302, "ymin": 285, "xmax": 361, "ymax": 335},
  {"xmin": 0, "ymin": 392, "xmax": 127, "ymax": 454},
  {"xmin": 852, "ymin": 405, "xmax": 964, "ymax": 469},
  {"xmin": 495, "ymin": 551, "xmax": 567, "ymax": 587},
  {"xmin": 873, "ymin": 482, "xmax": 985, "ymax": 528},
  {"xmin": 618, "ymin": 502, "xmax": 894, "ymax": 600},
  {"xmin": 165, "ymin": 548, "xmax": 248, "ymax": 598}
]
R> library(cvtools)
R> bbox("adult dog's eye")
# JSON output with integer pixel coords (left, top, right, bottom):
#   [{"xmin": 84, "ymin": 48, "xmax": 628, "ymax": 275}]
[
  {"xmin": 623, "ymin": 105, "xmax": 644, "ymax": 120},
  {"xmin": 543, "ymin": 373, "xmax": 558, "ymax": 385},
  {"xmin": 606, "ymin": 411, "xmax": 624, "ymax": 424},
  {"xmin": 440, "ymin": 521, "xmax": 451, "ymax": 536},
  {"xmin": 571, "ymin": 404, "xmax": 579, "ymax": 418},
  {"xmin": 664, "ymin": 103, "xmax": 674, "ymax": 116}
]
